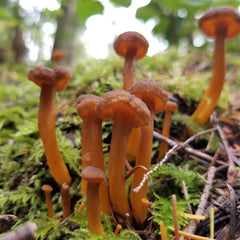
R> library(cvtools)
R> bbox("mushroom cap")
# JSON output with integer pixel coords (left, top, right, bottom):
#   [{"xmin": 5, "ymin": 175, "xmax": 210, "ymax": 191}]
[
  {"xmin": 77, "ymin": 94, "xmax": 100, "ymax": 120},
  {"xmin": 114, "ymin": 31, "xmax": 149, "ymax": 60},
  {"xmin": 51, "ymin": 49, "xmax": 66, "ymax": 62},
  {"xmin": 41, "ymin": 184, "xmax": 53, "ymax": 192},
  {"xmin": 95, "ymin": 89, "xmax": 151, "ymax": 128},
  {"xmin": 128, "ymin": 80, "xmax": 168, "ymax": 114},
  {"xmin": 81, "ymin": 166, "xmax": 107, "ymax": 182},
  {"xmin": 28, "ymin": 65, "xmax": 72, "ymax": 92},
  {"xmin": 164, "ymin": 101, "xmax": 178, "ymax": 112},
  {"xmin": 199, "ymin": 7, "xmax": 240, "ymax": 39}
]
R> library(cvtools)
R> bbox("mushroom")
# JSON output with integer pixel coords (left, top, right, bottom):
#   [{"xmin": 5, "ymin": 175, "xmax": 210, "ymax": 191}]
[
  {"xmin": 61, "ymin": 183, "xmax": 71, "ymax": 220},
  {"xmin": 41, "ymin": 184, "xmax": 56, "ymax": 218},
  {"xmin": 96, "ymin": 89, "xmax": 151, "ymax": 217},
  {"xmin": 191, "ymin": 7, "xmax": 240, "ymax": 125},
  {"xmin": 81, "ymin": 166, "xmax": 108, "ymax": 235},
  {"xmin": 77, "ymin": 94, "xmax": 111, "ymax": 215},
  {"xmin": 158, "ymin": 101, "xmax": 178, "ymax": 159},
  {"xmin": 28, "ymin": 65, "xmax": 72, "ymax": 185},
  {"xmin": 114, "ymin": 31, "xmax": 149, "ymax": 91},
  {"xmin": 51, "ymin": 49, "xmax": 66, "ymax": 65},
  {"xmin": 129, "ymin": 79, "xmax": 168, "ymax": 224},
  {"xmin": 114, "ymin": 31, "xmax": 149, "ymax": 160}
]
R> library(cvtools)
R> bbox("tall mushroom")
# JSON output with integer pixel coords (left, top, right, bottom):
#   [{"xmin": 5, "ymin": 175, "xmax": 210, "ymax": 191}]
[
  {"xmin": 114, "ymin": 31, "xmax": 149, "ymax": 91},
  {"xmin": 129, "ymin": 80, "xmax": 168, "ymax": 225},
  {"xmin": 95, "ymin": 89, "xmax": 151, "ymax": 217},
  {"xmin": 191, "ymin": 7, "xmax": 240, "ymax": 125},
  {"xmin": 158, "ymin": 101, "xmax": 178, "ymax": 159},
  {"xmin": 77, "ymin": 94, "xmax": 111, "ymax": 215},
  {"xmin": 81, "ymin": 166, "xmax": 108, "ymax": 235},
  {"xmin": 28, "ymin": 65, "xmax": 72, "ymax": 185},
  {"xmin": 114, "ymin": 31, "xmax": 149, "ymax": 160}
]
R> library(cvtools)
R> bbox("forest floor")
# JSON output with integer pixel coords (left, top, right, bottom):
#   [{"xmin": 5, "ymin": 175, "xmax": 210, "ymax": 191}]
[{"xmin": 0, "ymin": 47, "xmax": 240, "ymax": 239}]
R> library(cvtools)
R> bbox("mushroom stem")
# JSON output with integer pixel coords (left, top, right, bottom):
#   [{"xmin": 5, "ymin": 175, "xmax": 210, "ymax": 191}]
[
  {"xmin": 42, "ymin": 185, "xmax": 56, "ymax": 218},
  {"xmin": 158, "ymin": 111, "xmax": 172, "ymax": 158},
  {"xmin": 191, "ymin": 26, "xmax": 226, "ymax": 125},
  {"xmin": 130, "ymin": 108, "xmax": 154, "ymax": 224},
  {"xmin": 108, "ymin": 112, "xmax": 132, "ymax": 217},
  {"xmin": 87, "ymin": 182, "xmax": 103, "ymax": 235},
  {"xmin": 88, "ymin": 116, "xmax": 111, "ymax": 215},
  {"xmin": 61, "ymin": 183, "xmax": 71, "ymax": 220},
  {"xmin": 38, "ymin": 84, "xmax": 71, "ymax": 185},
  {"xmin": 123, "ymin": 50, "xmax": 136, "ymax": 91}
]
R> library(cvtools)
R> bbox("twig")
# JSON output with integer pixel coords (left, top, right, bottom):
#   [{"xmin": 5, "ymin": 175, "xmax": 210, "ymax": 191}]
[
  {"xmin": 216, "ymin": 125, "xmax": 238, "ymax": 185},
  {"xmin": 185, "ymin": 166, "xmax": 216, "ymax": 237},
  {"xmin": 134, "ymin": 128, "xmax": 217, "ymax": 193},
  {"xmin": 0, "ymin": 222, "xmax": 37, "ymax": 240}
]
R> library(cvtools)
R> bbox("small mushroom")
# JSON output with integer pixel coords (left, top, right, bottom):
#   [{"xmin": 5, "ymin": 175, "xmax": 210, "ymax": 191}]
[
  {"xmin": 158, "ymin": 101, "xmax": 178, "ymax": 159},
  {"xmin": 51, "ymin": 49, "xmax": 66, "ymax": 65},
  {"xmin": 41, "ymin": 184, "xmax": 56, "ymax": 218},
  {"xmin": 114, "ymin": 31, "xmax": 149, "ymax": 91},
  {"xmin": 77, "ymin": 94, "xmax": 111, "ymax": 215},
  {"xmin": 191, "ymin": 7, "xmax": 240, "ymax": 125},
  {"xmin": 129, "ymin": 79, "xmax": 168, "ymax": 224},
  {"xmin": 61, "ymin": 183, "xmax": 71, "ymax": 220},
  {"xmin": 96, "ymin": 89, "xmax": 151, "ymax": 217},
  {"xmin": 28, "ymin": 65, "xmax": 72, "ymax": 185},
  {"xmin": 81, "ymin": 166, "xmax": 108, "ymax": 235}
]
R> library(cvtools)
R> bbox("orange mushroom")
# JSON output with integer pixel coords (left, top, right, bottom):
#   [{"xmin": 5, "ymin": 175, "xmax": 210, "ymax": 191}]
[
  {"xmin": 158, "ymin": 101, "xmax": 178, "ymax": 159},
  {"xmin": 61, "ymin": 183, "xmax": 71, "ymax": 220},
  {"xmin": 114, "ymin": 32, "xmax": 149, "ymax": 160},
  {"xmin": 28, "ymin": 65, "xmax": 72, "ymax": 185},
  {"xmin": 77, "ymin": 94, "xmax": 111, "ymax": 215},
  {"xmin": 81, "ymin": 166, "xmax": 108, "ymax": 235},
  {"xmin": 129, "ymin": 80, "xmax": 168, "ymax": 224},
  {"xmin": 114, "ymin": 31, "xmax": 149, "ymax": 91},
  {"xmin": 51, "ymin": 49, "xmax": 66, "ymax": 65},
  {"xmin": 191, "ymin": 7, "xmax": 240, "ymax": 125},
  {"xmin": 41, "ymin": 184, "xmax": 56, "ymax": 218},
  {"xmin": 95, "ymin": 89, "xmax": 151, "ymax": 217}
]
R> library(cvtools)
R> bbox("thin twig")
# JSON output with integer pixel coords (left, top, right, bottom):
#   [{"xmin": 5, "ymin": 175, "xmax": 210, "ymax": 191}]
[
  {"xmin": 216, "ymin": 125, "xmax": 238, "ymax": 185},
  {"xmin": 185, "ymin": 166, "xmax": 216, "ymax": 237},
  {"xmin": 134, "ymin": 128, "xmax": 217, "ymax": 193}
]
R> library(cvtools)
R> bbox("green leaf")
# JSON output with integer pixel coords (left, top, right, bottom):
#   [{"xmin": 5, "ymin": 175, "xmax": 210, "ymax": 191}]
[
  {"xmin": 109, "ymin": 0, "xmax": 131, "ymax": 7},
  {"xmin": 76, "ymin": 0, "xmax": 104, "ymax": 25}
]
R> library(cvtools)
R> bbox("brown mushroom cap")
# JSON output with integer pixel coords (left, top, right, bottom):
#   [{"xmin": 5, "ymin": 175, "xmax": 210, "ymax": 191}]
[
  {"xmin": 51, "ymin": 49, "xmax": 66, "ymax": 62},
  {"xmin": 128, "ymin": 80, "xmax": 168, "ymax": 114},
  {"xmin": 77, "ymin": 94, "xmax": 99, "ymax": 119},
  {"xmin": 28, "ymin": 65, "xmax": 72, "ymax": 92},
  {"xmin": 199, "ymin": 7, "xmax": 240, "ymax": 39},
  {"xmin": 81, "ymin": 166, "xmax": 107, "ymax": 182},
  {"xmin": 41, "ymin": 184, "xmax": 53, "ymax": 192},
  {"xmin": 95, "ymin": 89, "xmax": 151, "ymax": 127},
  {"xmin": 164, "ymin": 101, "xmax": 178, "ymax": 112},
  {"xmin": 114, "ymin": 31, "xmax": 149, "ymax": 60}
]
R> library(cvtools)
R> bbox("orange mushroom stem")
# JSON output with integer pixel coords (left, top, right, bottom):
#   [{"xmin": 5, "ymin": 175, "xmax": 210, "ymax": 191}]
[
  {"xmin": 41, "ymin": 184, "xmax": 56, "ymax": 218},
  {"xmin": 77, "ymin": 94, "xmax": 111, "ymax": 215},
  {"xmin": 28, "ymin": 66, "xmax": 72, "ymax": 185},
  {"xmin": 129, "ymin": 80, "xmax": 168, "ymax": 225},
  {"xmin": 81, "ymin": 166, "xmax": 108, "ymax": 235},
  {"xmin": 61, "ymin": 183, "xmax": 71, "ymax": 220},
  {"xmin": 191, "ymin": 7, "xmax": 240, "ymax": 125},
  {"xmin": 158, "ymin": 101, "xmax": 178, "ymax": 159},
  {"xmin": 96, "ymin": 89, "xmax": 151, "ymax": 218}
]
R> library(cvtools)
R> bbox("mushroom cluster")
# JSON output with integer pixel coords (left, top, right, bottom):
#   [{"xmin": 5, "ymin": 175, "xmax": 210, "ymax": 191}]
[{"xmin": 26, "ymin": 6, "xmax": 240, "ymax": 236}]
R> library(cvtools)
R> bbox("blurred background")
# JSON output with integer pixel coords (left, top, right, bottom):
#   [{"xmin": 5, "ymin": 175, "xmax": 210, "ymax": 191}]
[{"xmin": 1, "ymin": 0, "xmax": 240, "ymax": 66}]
